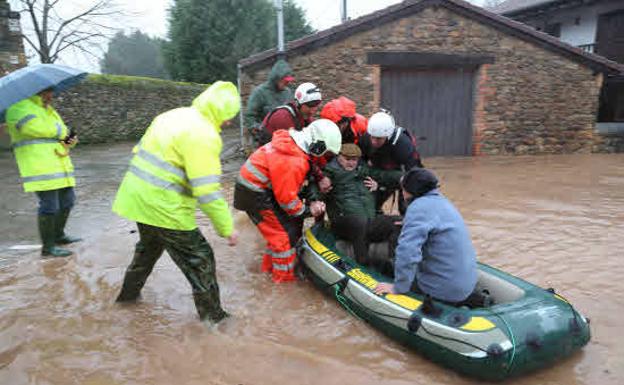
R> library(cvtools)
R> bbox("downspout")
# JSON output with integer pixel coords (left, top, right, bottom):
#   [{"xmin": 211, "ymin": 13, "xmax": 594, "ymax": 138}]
[{"xmin": 237, "ymin": 62, "xmax": 245, "ymax": 148}]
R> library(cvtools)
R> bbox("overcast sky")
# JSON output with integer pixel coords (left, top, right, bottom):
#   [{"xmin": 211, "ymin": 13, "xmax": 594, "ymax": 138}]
[{"xmin": 16, "ymin": 0, "xmax": 487, "ymax": 71}]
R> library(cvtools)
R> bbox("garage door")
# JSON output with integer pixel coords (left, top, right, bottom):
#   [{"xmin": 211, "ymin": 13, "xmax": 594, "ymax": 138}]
[{"xmin": 380, "ymin": 67, "xmax": 476, "ymax": 157}]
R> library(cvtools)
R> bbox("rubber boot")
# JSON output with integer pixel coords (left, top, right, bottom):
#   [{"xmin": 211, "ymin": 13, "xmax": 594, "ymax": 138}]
[
  {"xmin": 55, "ymin": 209, "xmax": 82, "ymax": 245},
  {"xmin": 38, "ymin": 214, "xmax": 72, "ymax": 257},
  {"xmin": 193, "ymin": 292, "xmax": 229, "ymax": 323}
]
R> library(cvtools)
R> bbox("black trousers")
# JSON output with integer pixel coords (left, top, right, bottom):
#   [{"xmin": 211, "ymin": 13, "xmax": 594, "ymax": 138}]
[
  {"xmin": 331, "ymin": 214, "xmax": 401, "ymax": 267},
  {"xmin": 116, "ymin": 223, "xmax": 227, "ymax": 322}
]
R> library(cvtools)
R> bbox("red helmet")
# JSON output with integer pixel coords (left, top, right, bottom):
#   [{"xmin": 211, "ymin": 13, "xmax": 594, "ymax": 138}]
[{"xmin": 320, "ymin": 96, "xmax": 356, "ymax": 123}]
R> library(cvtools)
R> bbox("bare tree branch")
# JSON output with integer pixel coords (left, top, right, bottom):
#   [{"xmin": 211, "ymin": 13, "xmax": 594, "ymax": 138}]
[{"xmin": 12, "ymin": 0, "xmax": 125, "ymax": 64}]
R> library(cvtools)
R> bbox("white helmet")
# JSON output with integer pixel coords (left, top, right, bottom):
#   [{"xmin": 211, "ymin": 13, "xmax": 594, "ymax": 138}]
[
  {"xmin": 290, "ymin": 119, "xmax": 341, "ymax": 157},
  {"xmin": 295, "ymin": 82, "xmax": 322, "ymax": 105},
  {"xmin": 367, "ymin": 111, "xmax": 396, "ymax": 138}
]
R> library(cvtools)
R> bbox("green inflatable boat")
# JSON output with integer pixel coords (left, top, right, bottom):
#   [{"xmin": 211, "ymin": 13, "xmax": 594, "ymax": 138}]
[{"xmin": 299, "ymin": 224, "xmax": 591, "ymax": 381}]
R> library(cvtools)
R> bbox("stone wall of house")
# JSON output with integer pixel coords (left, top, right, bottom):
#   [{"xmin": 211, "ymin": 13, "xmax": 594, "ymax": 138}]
[
  {"xmin": 0, "ymin": 0, "xmax": 27, "ymax": 74},
  {"xmin": 52, "ymin": 75, "xmax": 206, "ymax": 144},
  {"xmin": 593, "ymin": 132, "xmax": 624, "ymax": 152},
  {"xmin": 240, "ymin": 6, "xmax": 604, "ymax": 155}
]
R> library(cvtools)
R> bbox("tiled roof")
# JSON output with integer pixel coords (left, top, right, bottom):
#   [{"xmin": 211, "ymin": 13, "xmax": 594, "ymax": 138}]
[
  {"xmin": 239, "ymin": 0, "xmax": 624, "ymax": 75},
  {"xmin": 488, "ymin": 0, "xmax": 556, "ymax": 15}
]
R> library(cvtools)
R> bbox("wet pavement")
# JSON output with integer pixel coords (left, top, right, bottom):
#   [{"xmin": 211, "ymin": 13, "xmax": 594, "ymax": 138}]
[{"xmin": 0, "ymin": 138, "xmax": 623, "ymax": 385}]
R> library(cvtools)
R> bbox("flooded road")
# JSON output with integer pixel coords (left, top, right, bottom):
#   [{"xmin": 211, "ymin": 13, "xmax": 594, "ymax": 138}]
[{"xmin": 0, "ymin": 141, "xmax": 622, "ymax": 385}]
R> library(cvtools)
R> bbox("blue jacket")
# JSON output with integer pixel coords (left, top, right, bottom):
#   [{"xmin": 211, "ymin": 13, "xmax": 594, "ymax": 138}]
[{"xmin": 394, "ymin": 189, "xmax": 477, "ymax": 303}]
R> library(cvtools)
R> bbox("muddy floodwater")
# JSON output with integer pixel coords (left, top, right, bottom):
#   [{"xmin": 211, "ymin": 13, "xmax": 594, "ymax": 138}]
[{"xmin": 0, "ymin": 141, "xmax": 622, "ymax": 385}]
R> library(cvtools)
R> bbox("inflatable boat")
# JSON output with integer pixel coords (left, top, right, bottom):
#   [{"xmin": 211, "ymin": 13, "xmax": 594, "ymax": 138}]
[{"xmin": 299, "ymin": 224, "xmax": 591, "ymax": 381}]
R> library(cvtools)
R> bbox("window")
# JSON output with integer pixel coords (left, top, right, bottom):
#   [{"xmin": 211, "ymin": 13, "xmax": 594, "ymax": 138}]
[
  {"xmin": 8, "ymin": 19, "xmax": 21, "ymax": 33},
  {"xmin": 544, "ymin": 23, "xmax": 561, "ymax": 38}
]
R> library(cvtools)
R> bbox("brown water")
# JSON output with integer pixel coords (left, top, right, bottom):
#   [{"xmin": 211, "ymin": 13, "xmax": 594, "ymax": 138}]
[{"xmin": 0, "ymin": 144, "xmax": 622, "ymax": 385}]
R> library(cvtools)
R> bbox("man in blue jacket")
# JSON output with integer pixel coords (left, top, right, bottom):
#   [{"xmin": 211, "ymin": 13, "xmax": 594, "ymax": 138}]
[{"xmin": 374, "ymin": 168, "xmax": 477, "ymax": 305}]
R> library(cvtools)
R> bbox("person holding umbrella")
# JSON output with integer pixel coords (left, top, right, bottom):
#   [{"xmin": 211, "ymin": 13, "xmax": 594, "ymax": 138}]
[{"xmin": 2, "ymin": 64, "xmax": 87, "ymax": 258}]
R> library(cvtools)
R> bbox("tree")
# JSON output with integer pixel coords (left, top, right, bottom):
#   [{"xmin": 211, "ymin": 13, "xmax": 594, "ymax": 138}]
[
  {"xmin": 163, "ymin": 0, "xmax": 313, "ymax": 83},
  {"xmin": 10, "ymin": 0, "xmax": 123, "ymax": 63},
  {"xmin": 100, "ymin": 31, "xmax": 169, "ymax": 79}
]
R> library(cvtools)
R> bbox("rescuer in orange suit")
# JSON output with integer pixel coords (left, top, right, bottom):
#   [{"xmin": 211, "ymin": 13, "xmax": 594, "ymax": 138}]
[{"xmin": 233, "ymin": 119, "xmax": 342, "ymax": 283}]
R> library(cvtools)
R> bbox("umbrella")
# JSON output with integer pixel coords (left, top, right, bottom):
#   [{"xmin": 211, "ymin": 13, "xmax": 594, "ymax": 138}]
[{"xmin": 0, "ymin": 63, "xmax": 87, "ymax": 121}]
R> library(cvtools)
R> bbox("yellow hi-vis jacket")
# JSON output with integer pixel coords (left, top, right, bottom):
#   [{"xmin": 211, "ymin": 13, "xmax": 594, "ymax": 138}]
[
  {"xmin": 6, "ymin": 95, "xmax": 75, "ymax": 192},
  {"xmin": 112, "ymin": 81, "xmax": 240, "ymax": 236}
]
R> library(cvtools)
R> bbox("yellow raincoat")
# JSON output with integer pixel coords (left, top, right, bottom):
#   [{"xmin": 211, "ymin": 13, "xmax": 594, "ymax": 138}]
[{"xmin": 112, "ymin": 81, "xmax": 240, "ymax": 236}]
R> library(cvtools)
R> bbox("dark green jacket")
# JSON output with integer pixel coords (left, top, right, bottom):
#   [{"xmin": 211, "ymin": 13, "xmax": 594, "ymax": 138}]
[
  {"xmin": 244, "ymin": 60, "xmax": 294, "ymax": 129},
  {"xmin": 312, "ymin": 158, "xmax": 402, "ymax": 222}
]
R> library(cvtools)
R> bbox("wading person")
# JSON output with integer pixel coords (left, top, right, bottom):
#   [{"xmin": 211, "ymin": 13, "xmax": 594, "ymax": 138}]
[
  {"xmin": 113, "ymin": 81, "xmax": 239, "ymax": 324},
  {"xmin": 255, "ymin": 82, "xmax": 322, "ymax": 146},
  {"xmin": 374, "ymin": 168, "xmax": 478, "ymax": 306},
  {"xmin": 233, "ymin": 119, "xmax": 342, "ymax": 283},
  {"xmin": 359, "ymin": 110, "xmax": 423, "ymax": 214},
  {"xmin": 320, "ymin": 96, "xmax": 367, "ymax": 144},
  {"xmin": 6, "ymin": 88, "xmax": 81, "ymax": 257},
  {"xmin": 244, "ymin": 59, "xmax": 295, "ymax": 146}
]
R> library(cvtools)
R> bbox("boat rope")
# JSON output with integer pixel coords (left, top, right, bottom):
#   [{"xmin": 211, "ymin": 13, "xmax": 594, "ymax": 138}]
[
  {"xmin": 334, "ymin": 280, "xmax": 499, "ymax": 356},
  {"xmin": 486, "ymin": 307, "xmax": 517, "ymax": 374},
  {"xmin": 333, "ymin": 283, "xmax": 362, "ymax": 320}
]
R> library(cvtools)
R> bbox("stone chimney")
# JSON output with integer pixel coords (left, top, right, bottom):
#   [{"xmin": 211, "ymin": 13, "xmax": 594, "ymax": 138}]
[{"xmin": 0, "ymin": 0, "xmax": 27, "ymax": 75}]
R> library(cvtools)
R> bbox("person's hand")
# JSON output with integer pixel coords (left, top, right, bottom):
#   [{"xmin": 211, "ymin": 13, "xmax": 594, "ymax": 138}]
[
  {"xmin": 374, "ymin": 282, "xmax": 395, "ymax": 295},
  {"xmin": 318, "ymin": 176, "xmax": 332, "ymax": 193},
  {"xmin": 226, "ymin": 230, "xmax": 239, "ymax": 246},
  {"xmin": 309, "ymin": 200, "xmax": 326, "ymax": 217},
  {"xmin": 67, "ymin": 135, "xmax": 79, "ymax": 146},
  {"xmin": 363, "ymin": 176, "xmax": 378, "ymax": 192}
]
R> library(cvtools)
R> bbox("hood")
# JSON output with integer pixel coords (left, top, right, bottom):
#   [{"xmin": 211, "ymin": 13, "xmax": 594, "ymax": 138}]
[
  {"xmin": 320, "ymin": 97, "xmax": 356, "ymax": 123},
  {"xmin": 192, "ymin": 81, "xmax": 240, "ymax": 130},
  {"xmin": 268, "ymin": 59, "xmax": 293, "ymax": 87},
  {"xmin": 271, "ymin": 129, "xmax": 308, "ymax": 158}
]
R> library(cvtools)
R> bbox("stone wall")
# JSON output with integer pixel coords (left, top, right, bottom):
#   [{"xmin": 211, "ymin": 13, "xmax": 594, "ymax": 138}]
[
  {"xmin": 0, "ymin": 0, "xmax": 27, "ymax": 74},
  {"xmin": 240, "ymin": 6, "xmax": 604, "ymax": 155},
  {"xmin": 53, "ymin": 75, "xmax": 206, "ymax": 144}
]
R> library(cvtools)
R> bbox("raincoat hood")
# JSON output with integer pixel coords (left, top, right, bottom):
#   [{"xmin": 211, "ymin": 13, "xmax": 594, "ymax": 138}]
[
  {"xmin": 320, "ymin": 96, "xmax": 356, "ymax": 123},
  {"xmin": 192, "ymin": 81, "xmax": 240, "ymax": 130},
  {"xmin": 268, "ymin": 60, "xmax": 294, "ymax": 88}
]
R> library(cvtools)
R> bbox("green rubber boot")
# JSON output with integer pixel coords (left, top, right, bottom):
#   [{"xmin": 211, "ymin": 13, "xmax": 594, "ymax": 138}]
[
  {"xmin": 38, "ymin": 214, "xmax": 73, "ymax": 257},
  {"xmin": 55, "ymin": 209, "xmax": 82, "ymax": 245}
]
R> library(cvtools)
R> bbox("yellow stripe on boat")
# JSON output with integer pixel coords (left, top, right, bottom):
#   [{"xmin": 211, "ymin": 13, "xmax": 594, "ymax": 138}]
[
  {"xmin": 554, "ymin": 294, "xmax": 569, "ymax": 303},
  {"xmin": 305, "ymin": 228, "xmax": 329, "ymax": 254},
  {"xmin": 460, "ymin": 317, "xmax": 496, "ymax": 332},
  {"xmin": 386, "ymin": 294, "xmax": 422, "ymax": 311},
  {"xmin": 347, "ymin": 268, "xmax": 378, "ymax": 290}
]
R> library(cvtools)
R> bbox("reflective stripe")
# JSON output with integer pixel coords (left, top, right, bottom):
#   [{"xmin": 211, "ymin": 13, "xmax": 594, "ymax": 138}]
[
  {"xmin": 128, "ymin": 165, "xmax": 191, "ymax": 196},
  {"xmin": 136, "ymin": 148, "xmax": 186, "ymax": 179},
  {"xmin": 267, "ymin": 248, "xmax": 296, "ymax": 259},
  {"xmin": 12, "ymin": 138, "xmax": 59, "ymax": 149},
  {"xmin": 272, "ymin": 261, "xmax": 296, "ymax": 271},
  {"xmin": 197, "ymin": 191, "xmax": 223, "ymax": 204},
  {"xmin": 190, "ymin": 175, "xmax": 220, "ymax": 188},
  {"xmin": 22, "ymin": 171, "xmax": 74, "ymax": 183},
  {"xmin": 292, "ymin": 204, "xmax": 305, "ymax": 217},
  {"xmin": 16, "ymin": 114, "xmax": 36, "ymax": 131},
  {"xmin": 237, "ymin": 175, "xmax": 265, "ymax": 192},
  {"xmin": 244, "ymin": 159, "xmax": 268, "ymax": 183},
  {"xmin": 55, "ymin": 122, "xmax": 63, "ymax": 138},
  {"xmin": 280, "ymin": 199, "xmax": 299, "ymax": 210}
]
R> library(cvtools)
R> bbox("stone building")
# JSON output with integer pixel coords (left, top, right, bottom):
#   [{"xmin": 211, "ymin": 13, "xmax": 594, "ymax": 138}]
[
  {"xmin": 239, "ymin": 0, "xmax": 624, "ymax": 156},
  {"xmin": 0, "ymin": 0, "xmax": 26, "ymax": 74},
  {"xmin": 491, "ymin": 0, "xmax": 624, "ymax": 151}
]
